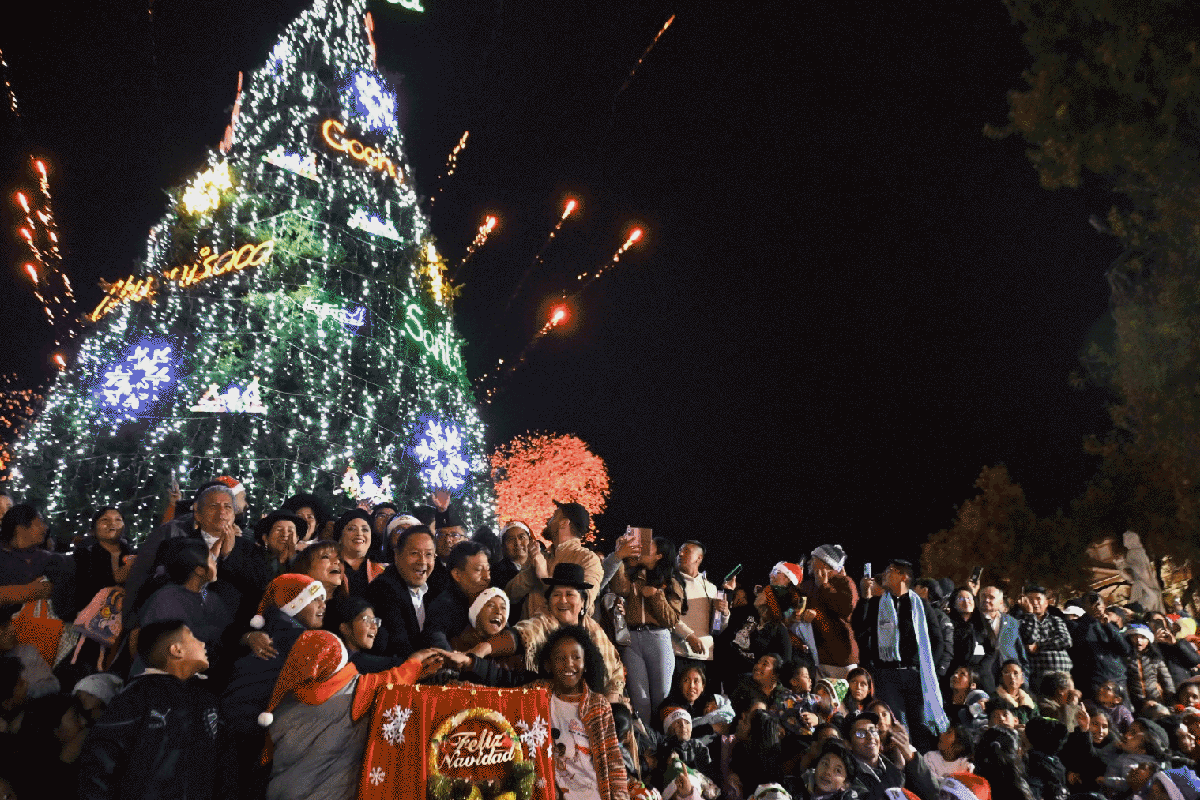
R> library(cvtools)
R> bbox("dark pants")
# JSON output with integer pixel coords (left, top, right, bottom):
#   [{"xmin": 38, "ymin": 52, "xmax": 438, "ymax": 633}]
[{"xmin": 873, "ymin": 666, "xmax": 937, "ymax": 753}]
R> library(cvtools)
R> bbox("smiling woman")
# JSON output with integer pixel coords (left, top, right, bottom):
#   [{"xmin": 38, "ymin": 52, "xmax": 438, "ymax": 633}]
[{"xmin": 335, "ymin": 510, "xmax": 386, "ymax": 599}]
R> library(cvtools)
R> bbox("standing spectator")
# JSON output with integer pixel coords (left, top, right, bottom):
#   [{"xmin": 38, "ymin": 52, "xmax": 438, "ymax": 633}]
[
  {"xmin": 716, "ymin": 584, "xmax": 794, "ymax": 697},
  {"xmin": 280, "ymin": 493, "xmax": 331, "ymax": 546},
  {"xmin": 77, "ymin": 619, "xmax": 233, "ymax": 799},
  {"xmin": 1018, "ymin": 585, "xmax": 1073, "ymax": 691},
  {"xmin": 1124, "ymin": 624, "xmax": 1174, "ymax": 710},
  {"xmin": 1067, "ymin": 590, "xmax": 1130, "ymax": 698},
  {"xmin": 334, "ymin": 510, "xmax": 385, "ymax": 599},
  {"xmin": 492, "ymin": 522, "xmax": 531, "ymax": 605},
  {"xmin": 1145, "ymin": 611, "xmax": 1200, "ymax": 689},
  {"xmin": 671, "ymin": 540, "xmax": 728, "ymax": 678},
  {"xmin": 609, "ymin": 536, "xmax": 684, "ymax": 724},
  {"xmin": 506, "ymin": 501, "xmax": 603, "ymax": 619},
  {"xmin": 806, "ymin": 544, "xmax": 859, "ymax": 678},
  {"xmin": 853, "ymin": 559, "xmax": 947, "ymax": 752},
  {"xmin": 424, "ymin": 540, "xmax": 492, "ymax": 650},
  {"xmin": 367, "ymin": 526, "xmax": 436, "ymax": 659},
  {"xmin": 913, "ymin": 579, "xmax": 954, "ymax": 679},
  {"xmin": 976, "ymin": 585, "xmax": 1027, "ymax": 692}
]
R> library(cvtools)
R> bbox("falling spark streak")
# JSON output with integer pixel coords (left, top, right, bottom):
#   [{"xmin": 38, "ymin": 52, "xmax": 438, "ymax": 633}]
[
  {"xmin": 616, "ymin": 14, "xmax": 675, "ymax": 99},
  {"xmin": 0, "ymin": 373, "xmax": 44, "ymax": 471},
  {"xmin": 0, "ymin": 48, "xmax": 20, "ymax": 118},
  {"xmin": 429, "ymin": 131, "xmax": 470, "ymax": 207},
  {"xmin": 572, "ymin": 227, "xmax": 644, "ymax": 291},
  {"xmin": 498, "ymin": 198, "xmax": 580, "ymax": 321},
  {"xmin": 478, "ymin": 301, "xmax": 572, "ymax": 403},
  {"xmin": 450, "ymin": 214, "xmax": 498, "ymax": 281},
  {"xmin": 12, "ymin": 157, "xmax": 77, "ymax": 347}
]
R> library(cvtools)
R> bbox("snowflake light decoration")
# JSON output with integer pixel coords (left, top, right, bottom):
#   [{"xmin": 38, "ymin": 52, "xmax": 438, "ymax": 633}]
[
  {"xmin": 96, "ymin": 340, "xmax": 175, "ymax": 418},
  {"xmin": 341, "ymin": 70, "xmax": 396, "ymax": 133},
  {"xmin": 413, "ymin": 419, "xmax": 468, "ymax": 491},
  {"xmin": 368, "ymin": 767, "xmax": 386, "ymax": 787},
  {"xmin": 381, "ymin": 705, "xmax": 412, "ymax": 746},
  {"xmin": 517, "ymin": 717, "xmax": 548, "ymax": 751},
  {"xmin": 342, "ymin": 466, "xmax": 393, "ymax": 504},
  {"xmin": 348, "ymin": 208, "xmax": 401, "ymax": 240}
]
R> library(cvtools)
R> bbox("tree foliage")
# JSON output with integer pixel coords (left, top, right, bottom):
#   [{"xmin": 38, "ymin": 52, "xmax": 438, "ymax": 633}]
[
  {"xmin": 490, "ymin": 433, "xmax": 610, "ymax": 540},
  {"xmin": 991, "ymin": 0, "xmax": 1200, "ymax": 537}
]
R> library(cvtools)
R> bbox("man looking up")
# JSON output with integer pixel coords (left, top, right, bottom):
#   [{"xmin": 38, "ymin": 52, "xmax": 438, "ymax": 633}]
[
  {"xmin": 77, "ymin": 620, "xmax": 232, "ymax": 799},
  {"xmin": 506, "ymin": 501, "xmax": 603, "ymax": 620},
  {"xmin": 976, "ymin": 585, "xmax": 1027, "ymax": 692},
  {"xmin": 368, "ymin": 525, "xmax": 436, "ymax": 659},
  {"xmin": 854, "ymin": 559, "xmax": 947, "ymax": 753},
  {"xmin": 845, "ymin": 711, "xmax": 937, "ymax": 800}
]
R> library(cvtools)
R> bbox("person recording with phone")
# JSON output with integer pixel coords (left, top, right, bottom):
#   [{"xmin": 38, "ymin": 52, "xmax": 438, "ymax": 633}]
[{"xmin": 669, "ymin": 539, "xmax": 730, "ymax": 681}]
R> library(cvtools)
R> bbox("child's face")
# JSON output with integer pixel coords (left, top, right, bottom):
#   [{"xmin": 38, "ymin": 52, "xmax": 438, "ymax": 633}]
[
  {"xmin": 848, "ymin": 674, "xmax": 870, "ymax": 701},
  {"xmin": 815, "ymin": 686, "xmax": 834, "ymax": 714},
  {"xmin": 1001, "ymin": 663, "xmax": 1023, "ymax": 690},
  {"xmin": 990, "ymin": 708, "xmax": 1018, "ymax": 729},
  {"xmin": 1133, "ymin": 634, "xmax": 1150, "ymax": 652},
  {"xmin": 790, "ymin": 666, "xmax": 811, "ymax": 694},
  {"xmin": 1181, "ymin": 685, "xmax": 1200, "ymax": 707},
  {"xmin": 1098, "ymin": 685, "xmax": 1118, "ymax": 706},
  {"xmin": 1090, "ymin": 714, "xmax": 1109, "ymax": 744},
  {"xmin": 669, "ymin": 717, "xmax": 692, "ymax": 741},
  {"xmin": 951, "ymin": 668, "xmax": 972, "ymax": 691}
]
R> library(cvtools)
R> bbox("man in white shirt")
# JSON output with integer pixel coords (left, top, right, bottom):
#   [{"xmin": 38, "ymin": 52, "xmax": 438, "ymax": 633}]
[{"xmin": 671, "ymin": 540, "xmax": 728, "ymax": 678}]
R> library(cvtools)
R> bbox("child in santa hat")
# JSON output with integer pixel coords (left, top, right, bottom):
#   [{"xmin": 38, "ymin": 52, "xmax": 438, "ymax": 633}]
[{"xmin": 259, "ymin": 629, "xmax": 443, "ymax": 800}]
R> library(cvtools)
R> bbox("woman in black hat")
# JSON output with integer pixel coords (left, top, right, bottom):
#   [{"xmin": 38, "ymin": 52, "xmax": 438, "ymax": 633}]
[{"xmin": 333, "ymin": 509, "xmax": 386, "ymax": 598}]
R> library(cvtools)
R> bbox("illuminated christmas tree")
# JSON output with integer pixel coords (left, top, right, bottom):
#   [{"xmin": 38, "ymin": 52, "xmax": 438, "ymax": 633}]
[{"xmin": 9, "ymin": 0, "xmax": 494, "ymax": 542}]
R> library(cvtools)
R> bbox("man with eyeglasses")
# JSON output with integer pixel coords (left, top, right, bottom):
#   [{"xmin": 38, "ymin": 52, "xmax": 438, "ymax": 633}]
[
  {"xmin": 853, "ymin": 559, "xmax": 947, "ymax": 754},
  {"xmin": 845, "ymin": 711, "xmax": 938, "ymax": 800}
]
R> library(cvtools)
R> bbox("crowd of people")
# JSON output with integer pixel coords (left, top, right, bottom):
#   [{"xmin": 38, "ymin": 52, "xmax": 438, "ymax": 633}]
[{"xmin": 0, "ymin": 478, "xmax": 1199, "ymax": 800}]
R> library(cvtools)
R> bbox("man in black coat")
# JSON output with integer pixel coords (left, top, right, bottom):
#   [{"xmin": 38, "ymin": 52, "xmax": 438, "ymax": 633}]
[
  {"xmin": 78, "ymin": 620, "xmax": 233, "ymax": 800},
  {"xmin": 425, "ymin": 540, "xmax": 492, "ymax": 649},
  {"xmin": 367, "ymin": 525, "xmax": 436, "ymax": 659},
  {"xmin": 1067, "ymin": 591, "xmax": 1130, "ymax": 698}
]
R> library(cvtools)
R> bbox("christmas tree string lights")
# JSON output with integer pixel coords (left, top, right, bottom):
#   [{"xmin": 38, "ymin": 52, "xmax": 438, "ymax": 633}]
[{"xmin": 9, "ymin": 0, "xmax": 494, "ymax": 542}]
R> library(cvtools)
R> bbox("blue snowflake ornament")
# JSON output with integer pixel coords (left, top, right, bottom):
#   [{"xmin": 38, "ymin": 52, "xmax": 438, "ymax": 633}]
[
  {"xmin": 341, "ymin": 71, "xmax": 396, "ymax": 133},
  {"xmin": 96, "ymin": 340, "xmax": 176, "ymax": 419},
  {"xmin": 413, "ymin": 419, "xmax": 468, "ymax": 491}
]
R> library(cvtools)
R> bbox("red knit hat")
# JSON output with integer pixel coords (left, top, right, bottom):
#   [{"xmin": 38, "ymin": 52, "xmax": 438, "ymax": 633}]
[
  {"xmin": 258, "ymin": 630, "xmax": 356, "ymax": 727},
  {"xmin": 214, "ymin": 475, "xmax": 246, "ymax": 495},
  {"xmin": 771, "ymin": 561, "xmax": 804, "ymax": 586},
  {"xmin": 250, "ymin": 573, "xmax": 326, "ymax": 629}
]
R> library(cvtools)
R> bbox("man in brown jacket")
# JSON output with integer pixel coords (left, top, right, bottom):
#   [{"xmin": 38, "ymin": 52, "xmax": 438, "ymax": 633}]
[
  {"xmin": 504, "ymin": 501, "xmax": 603, "ymax": 620},
  {"xmin": 805, "ymin": 544, "xmax": 859, "ymax": 678}
]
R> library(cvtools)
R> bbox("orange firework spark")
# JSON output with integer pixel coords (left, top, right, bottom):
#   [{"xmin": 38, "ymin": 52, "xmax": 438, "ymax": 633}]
[
  {"xmin": 12, "ymin": 157, "xmax": 77, "ymax": 346},
  {"xmin": 0, "ymin": 373, "xmax": 43, "ymax": 473},
  {"xmin": 498, "ymin": 197, "xmax": 581, "ymax": 322},
  {"xmin": 572, "ymin": 226, "xmax": 645, "ymax": 289},
  {"xmin": 429, "ymin": 130, "xmax": 470, "ymax": 207},
  {"xmin": 450, "ymin": 214, "xmax": 498, "ymax": 280}
]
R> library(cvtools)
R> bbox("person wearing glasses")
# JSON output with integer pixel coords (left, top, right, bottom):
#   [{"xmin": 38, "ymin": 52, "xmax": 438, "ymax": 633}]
[{"xmin": 843, "ymin": 711, "xmax": 938, "ymax": 800}]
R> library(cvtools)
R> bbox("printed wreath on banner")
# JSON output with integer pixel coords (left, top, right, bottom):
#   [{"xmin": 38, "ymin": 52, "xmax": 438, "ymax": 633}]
[{"xmin": 426, "ymin": 707, "xmax": 537, "ymax": 800}]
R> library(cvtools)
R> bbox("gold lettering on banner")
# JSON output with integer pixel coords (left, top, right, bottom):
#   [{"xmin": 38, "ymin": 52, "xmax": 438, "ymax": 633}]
[{"xmin": 320, "ymin": 119, "xmax": 403, "ymax": 182}]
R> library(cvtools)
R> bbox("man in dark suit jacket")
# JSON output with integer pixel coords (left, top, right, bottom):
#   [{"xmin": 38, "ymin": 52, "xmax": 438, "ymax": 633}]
[
  {"xmin": 367, "ymin": 525, "xmax": 436, "ymax": 659},
  {"xmin": 853, "ymin": 559, "xmax": 945, "ymax": 753},
  {"xmin": 425, "ymin": 541, "xmax": 492, "ymax": 650}
]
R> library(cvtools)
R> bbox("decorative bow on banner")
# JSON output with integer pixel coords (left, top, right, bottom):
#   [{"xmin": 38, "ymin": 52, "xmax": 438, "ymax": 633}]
[{"xmin": 359, "ymin": 683, "xmax": 555, "ymax": 800}]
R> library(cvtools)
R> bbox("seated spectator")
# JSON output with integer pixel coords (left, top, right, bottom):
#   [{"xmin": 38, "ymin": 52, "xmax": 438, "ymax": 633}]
[
  {"xmin": 985, "ymin": 697, "xmax": 1020, "ymax": 730},
  {"xmin": 1024, "ymin": 716, "xmax": 1070, "ymax": 800},
  {"xmin": 1096, "ymin": 679, "xmax": 1135, "ymax": 735},
  {"xmin": 77, "ymin": 619, "xmax": 232, "ymax": 799},
  {"xmin": 654, "ymin": 705, "xmax": 715, "ymax": 788},
  {"xmin": 1038, "ymin": 671, "xmax": 1087, "ymax": 732},
  {"xmin": 924, "ymin": 724, "xmax": 974, "ymax": 779},
  {"xmin": 972, "ymin": 726, "xmax": 1034, "ymax": 800},
  {"xmin": 72, "ymin": 673, "xmax": 123, "ymax": 724},
  {"xmin": 993, "ymin": 659, "xmax": 1036, "ymax": 723},
  {"xmin": 1126, "ymin": 624, "xmax": 1175, "ymax": 710},
  {"xmin": 334, "ymin": 510, "xmax": 385, "ymax": 599},
  {"xmin": 807, "ymin": 738, "xmax": 862, "ymax": 800},
  {"xmin": 425, "ymin": 540, "xmax": 492, "ymax": 650},
  {"xmin": 842, "ymin": 710, "xmax": 937, "ymax": 800},
  {"xmin": 0, "ymin": 603, "xmax": 58, "ymax": 698},
  {"xmin": 942, "ymin": 666, "xmax": 988, "ymax": 728},
  {"xmin": 1098, "ymin": 717, "xmax": 1169, "ymax": 793},
  {"xmin": 845, "ymin": 667, "xmax": 874, "ymax": 715},
  {"xmin": 136, "ymin": 538, "xmax": 235, "ymax": 682},
  {"xmin": 658, "ymin": 663, "xmax": 735, "ymax": 741},
  {"xmin": 1178, "ymin": 679, "xmax": 1200, "ymax": 712},
  {"xmin": 731, "ymin": 653, "xmax": 789, "ymax": 715},
  {"xmin": 814, "ymin": 677, "xmax": 848, "ymax": 721},
  {"xmin": 258, "ymin": 630, "xmax": 445, "ymax": 800},
  {"xmin": 726, "ymin": 705, "xmax": 785, "ymax": 799},
  {"xmin": 716, "ymin": 584, "xmax": 793, "ymax": 697},
  {"xmin": 293, "ymin": 540, "xmax": 345, "ymax": 598},
  {"xmin": 254, "ymin": 510, "xmax": 304, "ymax": 580}
]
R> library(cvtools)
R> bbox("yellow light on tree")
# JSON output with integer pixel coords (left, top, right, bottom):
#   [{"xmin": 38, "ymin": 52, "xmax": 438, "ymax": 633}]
[{"xmin": 181, "ymin": 162, "xmax": 234, "ymax": 214}]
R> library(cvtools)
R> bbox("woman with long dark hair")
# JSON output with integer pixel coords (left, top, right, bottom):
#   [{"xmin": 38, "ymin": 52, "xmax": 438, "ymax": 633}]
[
  {"xmin": 609, "ymin": 535, "xmax": 685, "ymax": 724},
  {"xmin": 715, "ymin": 581, "xmax": 794, "ymax": 698},
  {"xmin": 71, "ymin": 507, "xmax": 134, "ymax": 616},
  {"xmin": 974, "ymin": 726, "xmax": 1035, "ymax": 800},
  {"xmin": 333, "ymin": 510, "xmax": 386, "ymax": 598}
]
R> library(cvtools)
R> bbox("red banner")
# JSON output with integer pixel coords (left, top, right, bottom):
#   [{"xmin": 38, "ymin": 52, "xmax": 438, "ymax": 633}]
[{"xmin": 359, "ymin": 682, "xmax": 555, "ymax": 800}]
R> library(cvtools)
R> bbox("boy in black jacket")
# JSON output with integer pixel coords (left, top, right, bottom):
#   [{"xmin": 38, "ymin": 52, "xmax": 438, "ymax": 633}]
[{"xmin": 77, "ymin": 619, "xmax": 233, "ymax": 800}]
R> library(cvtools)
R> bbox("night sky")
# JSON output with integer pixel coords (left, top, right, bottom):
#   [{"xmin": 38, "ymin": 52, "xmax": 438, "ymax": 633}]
[{"xmin": 0, "ymin": 0, "xmax": 1123, "ymax": 579}]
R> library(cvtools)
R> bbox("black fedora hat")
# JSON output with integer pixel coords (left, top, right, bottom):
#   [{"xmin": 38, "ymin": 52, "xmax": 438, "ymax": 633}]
[{"xmin": 543, "ymin": 562, "xmax": 594, "ymax": 594}]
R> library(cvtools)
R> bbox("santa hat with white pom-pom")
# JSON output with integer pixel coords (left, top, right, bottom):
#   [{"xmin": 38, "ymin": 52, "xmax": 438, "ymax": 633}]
[
  {"xmin": 258, "ymin": 629, "xmax": 353, "ymax": 728},
  {"xmin": 250, "ymin": 573, "xmax": 326, "ymax": 630}
]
